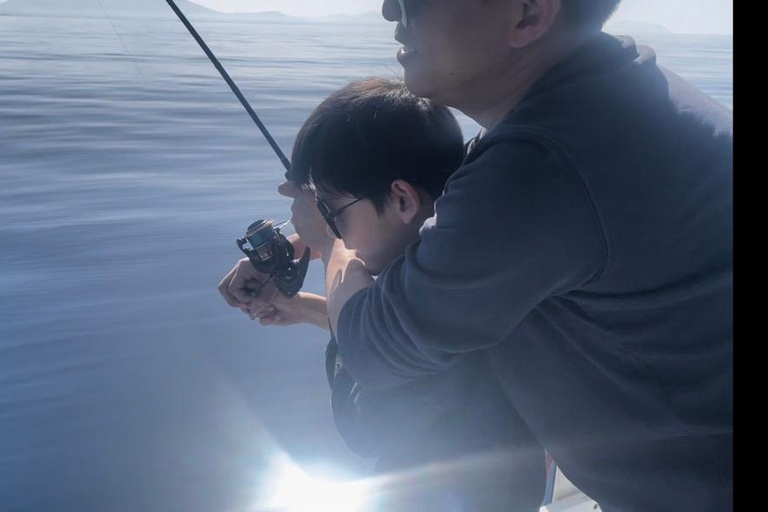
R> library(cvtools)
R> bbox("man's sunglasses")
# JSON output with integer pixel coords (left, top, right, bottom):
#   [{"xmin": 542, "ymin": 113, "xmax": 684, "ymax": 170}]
[
  {"xmin": 398, "ymin": 0, "xmax": 411, "ymax": 27},
  {"xmin": 398, "ymin": 0, "xmax": 429, "ymax": 27}
]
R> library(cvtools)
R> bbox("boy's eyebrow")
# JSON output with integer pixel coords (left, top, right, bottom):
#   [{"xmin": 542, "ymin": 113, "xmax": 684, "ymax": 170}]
[{"xmin": 313, "ymin": 186, "xmax": 345, "ymax": 205}]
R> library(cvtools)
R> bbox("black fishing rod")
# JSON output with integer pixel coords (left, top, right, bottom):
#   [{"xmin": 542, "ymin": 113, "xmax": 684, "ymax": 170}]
[
  {"xmin": 165, "ymin": 0, "xmax": 292, "ymax": 178},
  {"xmin": 165, "ymin": 0, "xmax": 309, "ymax": 297}
]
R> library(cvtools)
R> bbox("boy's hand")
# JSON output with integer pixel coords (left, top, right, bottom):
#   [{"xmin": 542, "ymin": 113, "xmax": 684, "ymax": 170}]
[
  {"xmin": 252, "ymin": 292, "xmax": 329, "ymax": 331},
  {"xmin": 218, "ymin": 257, "xmax": 278, "ymax": 314},
  {"xmin": 250, "ymin": 291, "xmax": 307, "ymax": 326}
]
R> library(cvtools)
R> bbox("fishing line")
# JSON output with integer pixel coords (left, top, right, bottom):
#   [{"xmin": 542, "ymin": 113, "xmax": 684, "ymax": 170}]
[
  {"xmin": 165, "ymin": 0, "xmax": 292, "ymax": 177},
  {"xmin": 95, "ymin": 0, "xmax": 149, "ymax": 81}
]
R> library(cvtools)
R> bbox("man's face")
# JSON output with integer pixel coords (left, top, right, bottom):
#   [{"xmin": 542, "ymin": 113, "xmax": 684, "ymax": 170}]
[
  {"xmin": 383, "ymin": 0, "xmax": 515, "ymax": 106},
  {"xmin": 317, "ymin": 192, "xmax": 418, "ymax": 275}
]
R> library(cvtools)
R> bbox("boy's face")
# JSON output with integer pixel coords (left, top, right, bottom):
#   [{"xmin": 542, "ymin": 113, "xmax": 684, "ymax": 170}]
[{"xmin": 318, "ymin": 191, "xmax": 421, "ymax": 275}]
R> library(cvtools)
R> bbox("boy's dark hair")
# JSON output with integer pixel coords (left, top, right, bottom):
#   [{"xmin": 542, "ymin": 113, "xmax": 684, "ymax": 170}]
[
  {"xmin": 290, "ymin": 77, "xmax": 465, "ymax": 214},
  {"xmin": 561, "ymin": 0, "xmax": 622, "ymax": 31}
]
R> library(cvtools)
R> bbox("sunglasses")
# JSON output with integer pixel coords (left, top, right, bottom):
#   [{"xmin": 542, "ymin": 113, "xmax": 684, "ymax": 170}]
[
  {"xmin": 398, "ymin": 0, "xmax": 411, "ymax": 27},
  {"xmin": 397, "ymin": 0, "xmax": 428, "ymax": 27},
  {"xmin": 315, "ymin": 195, "xmax": 366, "ymax": 239}
]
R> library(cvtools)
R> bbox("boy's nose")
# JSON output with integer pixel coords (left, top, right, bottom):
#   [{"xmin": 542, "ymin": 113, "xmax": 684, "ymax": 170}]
[{"xmin": 277, "ymin": 180, "xmax": 298, "ymax": 198}]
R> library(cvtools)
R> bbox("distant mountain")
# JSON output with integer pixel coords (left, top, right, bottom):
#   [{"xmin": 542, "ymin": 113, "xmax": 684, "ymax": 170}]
[
  {"xmin": 0, "ymin": 0, "xmax": 219, "ymax": 19},
  {"xmin": 234, "ymin": 10, "xmax": 296, "ymax": 22},
  {"xmin": 0, "ymin": 1, "xmax": 385, "ymax": 23},
  {"xmin": 605, "ymin": 20, "xmax": 671, "ymax": 35},
  {"xmin": 323, "ymin": 11, "xmax": 383, "ymax": 22}
]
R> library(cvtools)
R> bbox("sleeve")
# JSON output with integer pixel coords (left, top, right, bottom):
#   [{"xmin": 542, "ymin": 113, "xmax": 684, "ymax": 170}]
[{"xmin": 335, "ymin": 138, "xmax": 607, "ymax": 388}]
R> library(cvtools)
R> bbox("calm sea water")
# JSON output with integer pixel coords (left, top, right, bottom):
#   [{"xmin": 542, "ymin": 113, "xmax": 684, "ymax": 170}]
[{"xmin": 0, "ymin": 11, "xmax": 732, "ymax": 511}]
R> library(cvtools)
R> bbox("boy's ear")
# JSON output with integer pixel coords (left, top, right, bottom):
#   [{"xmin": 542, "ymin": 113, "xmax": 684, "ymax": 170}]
[{"xmin": 390, "ymin": 180, "xmax": 422, "ymax": 224}]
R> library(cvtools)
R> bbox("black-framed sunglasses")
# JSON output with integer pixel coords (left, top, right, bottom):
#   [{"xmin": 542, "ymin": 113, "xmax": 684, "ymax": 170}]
[
  {"xmin": 396, "ymin": 0, "xmax": 428, "ymax": 27},
  {"xmin": 398, "ymin": 0, "xmax": 411, "ymax": 27},
  {"xmin": 315, "ymin": 196, "xmax": 366, "ymax": 239}
]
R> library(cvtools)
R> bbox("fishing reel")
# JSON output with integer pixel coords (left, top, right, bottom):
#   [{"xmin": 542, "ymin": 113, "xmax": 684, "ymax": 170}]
[{"xmin": 236, "ymin": 220, "xmax": 310, "ymax": 298}]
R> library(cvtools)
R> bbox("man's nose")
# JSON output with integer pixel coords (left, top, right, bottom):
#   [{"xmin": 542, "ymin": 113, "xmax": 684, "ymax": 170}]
[{"xmin": 381, "ymin": 0, "xmax": 402, "ymax": 23}]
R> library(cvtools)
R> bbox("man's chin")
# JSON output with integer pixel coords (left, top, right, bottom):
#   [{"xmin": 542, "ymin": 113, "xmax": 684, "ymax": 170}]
[{"xmin": 402, "ymin": 70, "xmax": 439, "ymax": 101}]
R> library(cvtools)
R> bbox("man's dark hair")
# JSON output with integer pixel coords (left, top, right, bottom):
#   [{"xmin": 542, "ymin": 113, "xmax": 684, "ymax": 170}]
[
  {"xmin": 561, "ymin": 0, "xmax": 622, "ymax": 31},
  {"xmin": 290, "ymin": 77, "xmax": 465, "ymax": 214}
]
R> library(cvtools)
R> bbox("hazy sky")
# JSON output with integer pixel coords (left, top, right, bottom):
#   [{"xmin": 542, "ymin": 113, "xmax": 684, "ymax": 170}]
[{"xmin": 190, "ymin": 0, "xmax": 732, "ymax": 34}]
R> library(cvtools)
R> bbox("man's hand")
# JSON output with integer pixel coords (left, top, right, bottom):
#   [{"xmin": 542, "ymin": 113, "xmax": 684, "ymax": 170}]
[
  {"xmin": 218, "ymin": 257, "xmax": 278, "ymax": 315},
  {"xmin": 323, "ymin": 238, "xmax": 374, "ymax": 335},
  {"xmin": 278, "ymin": 181, "xmax": 333, "ymax": 253}
]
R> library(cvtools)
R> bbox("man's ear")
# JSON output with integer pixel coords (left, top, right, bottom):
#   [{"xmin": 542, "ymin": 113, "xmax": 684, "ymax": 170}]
[
  {"xmin": 507, "ymin": 0, "xmax": 562, "ymax": 49},
  {"xmin": 389, "ymin": 180, "xmax": 423, "ymax": 224}
]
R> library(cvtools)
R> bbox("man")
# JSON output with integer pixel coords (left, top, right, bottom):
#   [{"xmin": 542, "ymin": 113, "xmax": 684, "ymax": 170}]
[{"xmin": 224, "ymin": 1, "xmax": 733, "ymax": 510}]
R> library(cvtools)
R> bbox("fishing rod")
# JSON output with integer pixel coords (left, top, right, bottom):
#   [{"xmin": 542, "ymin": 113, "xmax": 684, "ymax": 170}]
[
  {"xmin": 165, "ymin": 0, "xmax": 292, "ymax": 177},
  {"xmin": 166, "ymin": 0, "xmax": 309, "ymax": 298}
]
